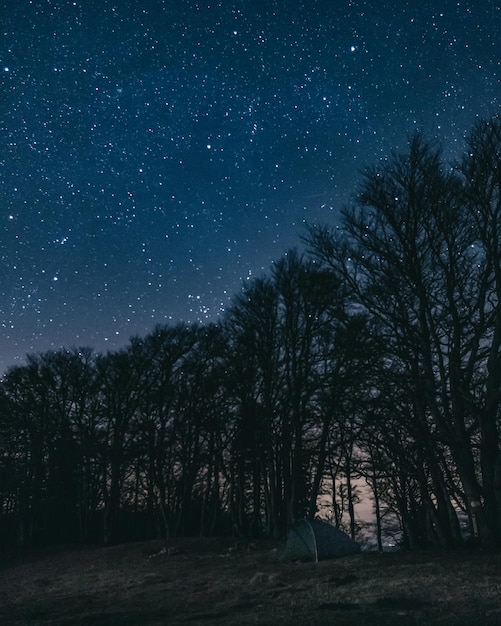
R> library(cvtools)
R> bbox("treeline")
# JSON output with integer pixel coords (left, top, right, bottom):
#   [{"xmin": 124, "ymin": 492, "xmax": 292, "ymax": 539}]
[{"xmin": 1, "ymin": 117, "xmax": 500, "ymax": 551}]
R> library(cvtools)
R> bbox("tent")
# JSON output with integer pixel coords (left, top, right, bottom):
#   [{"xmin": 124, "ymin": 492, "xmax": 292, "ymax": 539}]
[{"xmin": 282, "ymin": 519, "xmax": 361, "ymax": 562}]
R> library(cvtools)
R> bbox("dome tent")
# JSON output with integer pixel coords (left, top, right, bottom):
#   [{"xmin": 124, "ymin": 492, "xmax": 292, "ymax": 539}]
[{"xmin": 282, "ymin": 519, "xmax": 361, "ymax": 562}]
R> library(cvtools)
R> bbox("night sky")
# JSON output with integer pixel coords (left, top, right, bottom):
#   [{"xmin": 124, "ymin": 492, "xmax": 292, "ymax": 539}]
[{"xmin": 1, "ymin": 1, "xmax": 499, "ymax": 372}]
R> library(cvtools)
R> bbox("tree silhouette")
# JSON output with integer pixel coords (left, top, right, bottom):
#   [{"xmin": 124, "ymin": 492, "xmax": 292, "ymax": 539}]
[
  {"xmin": 306, "ymin": 118, "xmax": 501, "ymax": 546},
  {"xmin": 1, "ymin": 116, "xmax": 499, "ymax": 550}
]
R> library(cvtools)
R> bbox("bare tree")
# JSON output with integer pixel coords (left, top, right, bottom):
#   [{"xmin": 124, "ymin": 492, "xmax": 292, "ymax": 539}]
[
  {"xmin": 306, "ymin": 119, "xmax": 501, "ymax": 546},
  {"xmin": 0, "ymin": 349, "xmax": 100, "ymax": 545}
]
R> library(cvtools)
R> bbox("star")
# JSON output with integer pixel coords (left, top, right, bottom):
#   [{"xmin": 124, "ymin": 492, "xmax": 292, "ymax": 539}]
[{"xmin": 0, "ymin": 0, "xmax": 498, "ymax": 372}]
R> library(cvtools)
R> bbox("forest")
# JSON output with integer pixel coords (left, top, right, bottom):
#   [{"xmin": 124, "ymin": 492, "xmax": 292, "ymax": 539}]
[{"xmin": 0, "ymin": 116, "xmax": 500, "ymax": 552}]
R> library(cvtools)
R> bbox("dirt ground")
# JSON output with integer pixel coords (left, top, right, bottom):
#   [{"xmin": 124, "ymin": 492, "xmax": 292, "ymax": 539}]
[{"xmin": 1, "ymin": 537, "xmax": 501, "ymax": 625}]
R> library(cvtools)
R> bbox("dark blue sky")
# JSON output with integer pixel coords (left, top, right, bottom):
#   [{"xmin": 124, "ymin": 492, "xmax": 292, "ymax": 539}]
[{"xmin": 1, "ymin": 0, "xmax": 499, "ymax": 371}]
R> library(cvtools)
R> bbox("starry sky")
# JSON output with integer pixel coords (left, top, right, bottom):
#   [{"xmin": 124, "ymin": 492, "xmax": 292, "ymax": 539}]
[{"xmin": 1, "ymin": 0, "xmax": 499, "ymax": 372}]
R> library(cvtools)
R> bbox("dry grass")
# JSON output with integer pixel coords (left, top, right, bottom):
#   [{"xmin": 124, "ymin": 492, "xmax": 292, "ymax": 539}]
[{"xmin": 1, "ymin": 538, "xmax": 501, "ymax": 624}]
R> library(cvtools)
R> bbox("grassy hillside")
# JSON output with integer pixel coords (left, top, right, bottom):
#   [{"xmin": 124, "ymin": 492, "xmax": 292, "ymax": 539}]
[{"xmin": 1, "ymin": 538, "xmax": 501, "ymax": 624}]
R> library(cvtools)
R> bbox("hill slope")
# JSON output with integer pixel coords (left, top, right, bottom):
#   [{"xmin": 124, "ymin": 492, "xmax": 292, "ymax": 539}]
[{"xmin": 1, "ymin": 539, "xmax": 501, "ymax": 625}]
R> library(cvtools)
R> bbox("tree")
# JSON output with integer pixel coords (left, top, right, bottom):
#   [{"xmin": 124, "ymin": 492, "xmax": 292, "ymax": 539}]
[
  {"xmin": 306, "ymin": 119, "xmax": 501, "ymax": 546},
  {"xmin": 225, "ymin": 275, "xmax": 283, "ymax": 536},
  {"xmin": 130, "ymin": 323, "xmax": 199, "ymax": 539},
  {"xmin": 0, "ymin": 349, "xmax": 100, "ymax": 545},
  {"xmin": 458, "ymin": 117, "xmax": 501, "ymax": 542},
  {"xmin": 97, "ymin": 340, "xmax": 153, "ymax": 545},
  {"xmin": 225, "ymin": 250, "xmax": 346, "ymax": 535}
]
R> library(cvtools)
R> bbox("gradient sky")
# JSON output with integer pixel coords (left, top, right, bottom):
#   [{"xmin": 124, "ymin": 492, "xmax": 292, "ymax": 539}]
[{"xmin": 1, "ymin": 0, "xmax": 499, "ymax": 372}]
